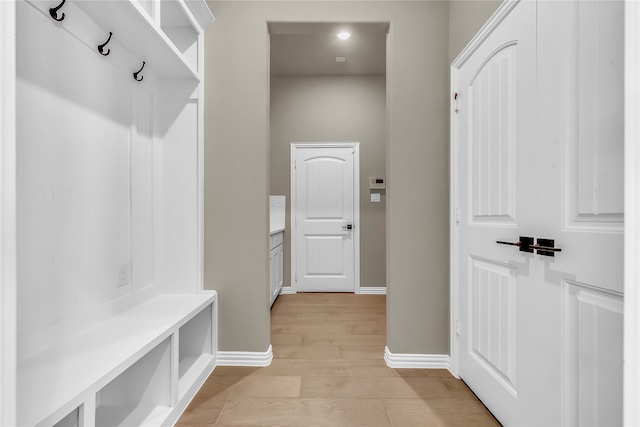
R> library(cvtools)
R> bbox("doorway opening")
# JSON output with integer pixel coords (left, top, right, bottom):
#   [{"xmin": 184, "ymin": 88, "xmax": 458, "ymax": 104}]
[{"xmin": 268, "ymin": 22, "xmax": 389, "ymax": 297}]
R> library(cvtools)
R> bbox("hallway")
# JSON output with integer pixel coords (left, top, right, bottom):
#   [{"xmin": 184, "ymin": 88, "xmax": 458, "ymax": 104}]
[{"xmin": 177, "ymin": 293, "xmax": 500, "ymax": 426}]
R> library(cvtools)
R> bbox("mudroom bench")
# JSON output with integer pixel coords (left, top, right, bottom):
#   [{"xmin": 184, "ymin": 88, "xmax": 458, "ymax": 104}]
[{"xmin": 18, "ymin": 293, "xmax": 217, "ymax": 427}]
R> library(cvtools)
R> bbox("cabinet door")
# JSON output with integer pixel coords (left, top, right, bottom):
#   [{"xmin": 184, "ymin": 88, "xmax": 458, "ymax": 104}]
[
  {"xmin": 274, "ymin": 244, "xmax": 283, "ymax": 299},
  {"xmin": 269, "ymin": 243, "xmax": 284, "ymax": 307},
  {"xmin": 269, "ymin": 247, "xmax": 277, "ymax": 306}
]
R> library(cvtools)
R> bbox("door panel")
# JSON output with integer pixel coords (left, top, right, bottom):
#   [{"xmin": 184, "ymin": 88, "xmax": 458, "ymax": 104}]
[
  {"xmin": 561, "ymin": 0, "xmax": 624, "ymax": 228},
  {"xmin": 306, "ymin": 236, "xmax": 344, "ymax": 274},
  {"xmin": 468, "ymin": 257, "xmax": 517, "ymax": 396},
  {"xmin": 305, "ymin": 158, "xmax": 348, "ymax": 219},
  {"xmin": 563, "ymin": 281, "xmax": 623, "ymax": 426},
  {"xmin": 293, "ymin": 145, "xmax": 357, "ymax": 292},
  {"xmin": 574, "ymin": 0, "xmax": 624, "ymax": 220},
  {"xmin": 469, "ymin": 44, "xmax": 516, "ymax": 225}
]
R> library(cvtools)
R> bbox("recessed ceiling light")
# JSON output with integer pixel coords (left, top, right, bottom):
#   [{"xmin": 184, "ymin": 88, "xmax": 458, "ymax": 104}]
[
  {"xmin": 337, "ymin": 31, "xmax": 351, "ymax": 40},
  {"xmin": 335, "ymin": 57, "xmax": 347, "ymax": 63}
]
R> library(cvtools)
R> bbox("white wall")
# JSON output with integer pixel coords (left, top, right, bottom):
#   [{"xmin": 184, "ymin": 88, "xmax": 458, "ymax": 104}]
[{"xmin": 17, "ymin": 4, "xmax": 134, "ymax": 346}]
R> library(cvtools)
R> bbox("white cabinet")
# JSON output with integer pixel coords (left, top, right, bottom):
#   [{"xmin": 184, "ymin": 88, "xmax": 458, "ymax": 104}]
[
  {"xmin": 269, "ymin": 232, "xmax": 284, "ymax": 307},
  {"xmin": 0, "ymin": 0, "xmax": 215, "ymax": 425}
]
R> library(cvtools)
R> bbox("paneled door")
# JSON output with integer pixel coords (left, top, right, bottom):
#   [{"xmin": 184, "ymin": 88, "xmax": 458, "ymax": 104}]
[
  {"xmin": 452, "ymin": 1, "xmax": 623, "ymax": 425},
  {"xmin": 291, "ymin": 143, "xmax": 359, "ymax": 292}
]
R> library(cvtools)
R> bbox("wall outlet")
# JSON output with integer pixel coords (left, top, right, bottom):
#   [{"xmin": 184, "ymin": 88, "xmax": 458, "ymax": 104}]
[{"xmin": 118, "ymin": 262, "xmax": 130, "ymax": 287}]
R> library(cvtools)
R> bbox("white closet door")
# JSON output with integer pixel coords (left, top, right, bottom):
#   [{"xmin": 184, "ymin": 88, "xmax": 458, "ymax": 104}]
[
  {"xmin": 456, "ymin": 1, "xmax": 543, "ymax": 423},
  {"xmin": 453, "ymin": 1, "xmax": 623, "ymax": 425}
]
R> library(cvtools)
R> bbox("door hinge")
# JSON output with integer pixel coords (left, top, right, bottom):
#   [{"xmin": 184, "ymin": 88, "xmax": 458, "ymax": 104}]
[
  {"xmin": 455, "ymin": 207, "xmax": 460, "ymax": 225},
  {"xmin": 295, "ymin": 272, "xmax": 298, "ymax": 282},
  {"xmin": 455, "ymin": 319, "xmax": 460, "ymax": 336}
]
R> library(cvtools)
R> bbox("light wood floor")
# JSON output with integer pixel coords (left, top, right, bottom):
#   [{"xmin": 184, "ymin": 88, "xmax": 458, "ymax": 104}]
[{"xmin": 177, "ymin": 293, "xmax": 501, "ymax": 426}]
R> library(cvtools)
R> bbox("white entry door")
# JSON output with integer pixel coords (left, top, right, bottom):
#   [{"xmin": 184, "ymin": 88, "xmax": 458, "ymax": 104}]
[
  {"xmin": 291, "ymin": 143, "xmax": 359, "ymax": 292},
  {"xmin": 453, "ymin": 1, "xmax": 624, "ymax": 426}
]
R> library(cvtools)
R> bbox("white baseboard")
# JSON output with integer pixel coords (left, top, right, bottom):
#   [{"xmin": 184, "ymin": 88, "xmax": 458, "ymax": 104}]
[
  {"xmin": 280, "ymin": 286, "xmax": 296, "ymax": 295},
  {"xmin": 217, "ymin": 345, "xmax": 273, "ymax": 367},
  {"xmin": 384, "ymin": 346, "xmax": 451, "ymax": 371},
  {"xmin": 357, "ymin": 287, "xmax": 387, "ymax": 295},
  {"xmin": 280, "ymin": 287, "xmax": 386, "ymax": 295}
]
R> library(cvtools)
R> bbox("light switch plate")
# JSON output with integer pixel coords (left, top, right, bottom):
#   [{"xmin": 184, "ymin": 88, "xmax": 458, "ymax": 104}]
[
  {"xmin": 371, "ymin": 193, "xmax": 381, "ymax": 203},
  {"xmin": 118, "ymin": 262, "xmax": 130, "ymax": 287}
]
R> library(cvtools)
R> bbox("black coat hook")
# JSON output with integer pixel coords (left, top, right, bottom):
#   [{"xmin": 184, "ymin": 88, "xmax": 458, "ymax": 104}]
[
  {"xmin": 133, "ymin": 61, "xmax": 146, "ymax": 82},
  {"xmin": 49, "ymin": 0, "xmax": 66, "ymax": 22},
  {"xmin": 98, "ymin": 32, "xmax": 113, "ymax": 56}
]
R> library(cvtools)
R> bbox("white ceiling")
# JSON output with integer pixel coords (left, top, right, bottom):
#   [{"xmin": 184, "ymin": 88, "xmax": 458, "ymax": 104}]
[{"xmin": 269, "ymin": 22, "xmax": 389, "ymax": 76}]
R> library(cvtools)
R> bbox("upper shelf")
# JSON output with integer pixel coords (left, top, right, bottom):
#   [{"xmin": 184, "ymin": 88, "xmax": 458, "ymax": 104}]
[
  {"xmin": 160, "ymin": 0, "xmax": 200, "ymax": 74},
  {"xmin": 75, "ymin": 0, "xmax": 213, "ymax": 80},
  {"xmin": 29, "ymin": 0, "xmax": 214, "ymax": 81}
]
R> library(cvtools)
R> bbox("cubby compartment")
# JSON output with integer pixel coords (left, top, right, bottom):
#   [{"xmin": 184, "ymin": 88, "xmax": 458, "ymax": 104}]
[
  {"xmin": 72, "ymin": 0, "xmax": 202, "ymax": 81},
  {"xmin": 96, "ymin": 338, "xmax": 172, "ymax": 427},
  {"xmin": 179, "ymin": 303, "xmax": 214, "ymax": 396},
  {"xmin": 160, "ymin": 0, "xmax": 200, "ymax": 72},
  {"xmin": 135, "ymin": 0, "xmax": 155, "ymax": 18},
  {"xmin": 53, "ymin": 407, "xmax": 80, "ymax": 427}
]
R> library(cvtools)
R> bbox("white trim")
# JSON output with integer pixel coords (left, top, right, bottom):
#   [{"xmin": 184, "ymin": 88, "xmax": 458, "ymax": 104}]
[
  {"xmin": 384, "ymin": 347, "xmax": 452, "ymax": 371},
  {"xmin": 450, "ymin": 64, "xmax": 461, "ymax": 379},
  {"xmin": 279, "ymin": 286, "xmax": 296, "ymax": 295},
  {"xmin": 290, "ymin": 142, "xmax": 360, "ymax": 293},
  {"xmin": 164, "ymin": 356, "xmax": 216, "ymax": 426},
  {"xmin": 356, "ymin": 287, "xmax": 387, "ymax": 295},
  {"xmin": 451, "ymin": 0, "xmax": 521, "ymax": 69},
  {"xmin": 195, "ymin": 13, "xmax": 206, "ymax": 292},
  {"xmin": 183, "ymin": 0, "xmax": 215, "ymax": 31},
  {"xmin": 216, "ymin": 345, "xmax": 273, "ymax": 367},
  {"xmin": 449, "ymin": 0, "xmax": 521, "ymax": 381},
  {"xmin": 0, "ymin": 2, "xmax": 17, "ymax": 424},
  {"xmin": 353, "ymin": 143, "xmax": 361, "ymax": 294},
  {"xmin": 625, "ymin": 0, "xmax": 640, "ymax": 425},
  {"xmin": 280, "ymin": 286, "xmax": 384, "ymax": 295}
]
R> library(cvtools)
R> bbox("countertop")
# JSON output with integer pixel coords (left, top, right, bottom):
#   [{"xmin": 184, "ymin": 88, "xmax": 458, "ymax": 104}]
[
  {"xmin": 270, "ymin": 195, "xmax": 286, "ymax": 235},
  {"xmin": 270, "ymin": 227, "xmax": 285, "ymax": 235}
]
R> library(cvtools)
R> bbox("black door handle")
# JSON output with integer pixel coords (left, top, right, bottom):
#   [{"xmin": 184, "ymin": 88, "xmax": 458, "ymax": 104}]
[{"xmin": 496, "ymin": 236, "xmax": 534, "ymax": 253}]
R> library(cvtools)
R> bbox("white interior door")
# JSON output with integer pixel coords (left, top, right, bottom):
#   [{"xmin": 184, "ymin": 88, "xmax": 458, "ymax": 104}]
[
  {"xmin": 453, "ymin": 1, "xmax": 624, "ymax": 425},
  {"xmin": 454, "ymin": 2, "xmax": 542, "ymax": 423},
  {"xmin": 291, "ymin": 143, "xmax": 359, "ymax": 292}
]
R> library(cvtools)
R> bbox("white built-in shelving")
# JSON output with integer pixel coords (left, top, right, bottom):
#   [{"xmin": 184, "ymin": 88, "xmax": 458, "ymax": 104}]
[
  {"xmin": 0, "ymin": 0, "xmax": 215, "ymax": 425},
  {"xmin": 18, "ymin": 295, "xmax": 217, "ymax": 426}
]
